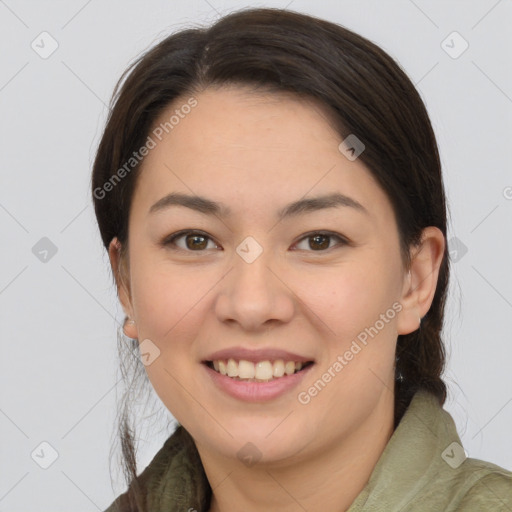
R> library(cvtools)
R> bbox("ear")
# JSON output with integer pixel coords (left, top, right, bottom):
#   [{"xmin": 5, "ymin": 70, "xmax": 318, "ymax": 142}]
[
  {"xmin": 108, "ymin": 237, "xmax": 139, "ymax": 339},
  {"xmin": 396, "ymin": 226, "xmax": 446, "ymax": 336}
]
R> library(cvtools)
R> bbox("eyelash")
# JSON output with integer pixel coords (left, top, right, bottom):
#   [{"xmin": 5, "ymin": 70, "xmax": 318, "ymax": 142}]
[{"xmin": 161, "ymin": 230, "xmax": 349, "ymax": 253}]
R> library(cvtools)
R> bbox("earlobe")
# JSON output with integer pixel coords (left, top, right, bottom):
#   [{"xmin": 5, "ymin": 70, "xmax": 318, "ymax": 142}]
[
  {"xmin": 123, "ymin": 317, "xmax": 138, "ymax": 339},
  {"xmin": 396, "ymin": 227, "xmax": 446, "ymax": 336},
  {"xmin": 108, "ymin": 237, "xmax": 138, "ymax": 339}
]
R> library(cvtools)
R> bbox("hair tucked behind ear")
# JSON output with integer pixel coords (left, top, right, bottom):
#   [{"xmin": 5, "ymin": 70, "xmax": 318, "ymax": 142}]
[{"xmin": 92, "ymin": 7, "xmax": 449, "ymax": 509}]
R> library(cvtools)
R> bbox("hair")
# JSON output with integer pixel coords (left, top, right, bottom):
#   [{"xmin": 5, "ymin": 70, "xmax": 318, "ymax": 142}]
[{"xmin": 91, "ymin": 7, "xmax": 450, "ymax": 511}]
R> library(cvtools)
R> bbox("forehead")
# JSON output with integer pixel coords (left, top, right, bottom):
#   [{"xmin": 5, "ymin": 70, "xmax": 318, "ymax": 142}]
[{"xmin": 130, "ymin": 86, "xmax": 393, "ymax": 225}]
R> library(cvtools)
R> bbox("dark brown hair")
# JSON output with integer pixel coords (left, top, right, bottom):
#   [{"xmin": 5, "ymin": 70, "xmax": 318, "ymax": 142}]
[{"xmin": 91, "ymin": 7, "xmax": 450, "ymax": 510}]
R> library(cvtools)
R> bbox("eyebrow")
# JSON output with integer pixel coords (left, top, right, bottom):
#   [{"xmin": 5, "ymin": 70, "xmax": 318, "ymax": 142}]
[{"xmin": 148, "ymin": 191, "xmax": 369, "ymax": 220}]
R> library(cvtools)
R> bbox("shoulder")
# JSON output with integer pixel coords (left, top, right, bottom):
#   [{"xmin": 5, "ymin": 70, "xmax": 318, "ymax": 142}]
[
  {"xmin": 102, "ymin": 425, "xmax": 210, "ymax": 512},
  {"xmin": 450, "ymin": 457, "xmax": 512, "ymax": 510},
  {"xmin": 353, "ymin": 390, "xmax": 512, "ymax": 511}
]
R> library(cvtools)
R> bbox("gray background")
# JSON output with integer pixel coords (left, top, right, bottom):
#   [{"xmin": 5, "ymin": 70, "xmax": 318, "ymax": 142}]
[{"xmin": 1, "ymin": 0, "xmax": 511, "ymax": 510}]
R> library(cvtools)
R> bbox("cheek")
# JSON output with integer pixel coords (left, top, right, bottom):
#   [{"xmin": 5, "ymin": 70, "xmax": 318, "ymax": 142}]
[
  {"xmin": 130, "ymin": 261, "xmax": 210, "ymax": 339},
  {"xmin": 296, "ymin": 266, "xmax": 398, "ymax": 424},
  {"xmin": 297, "ymin": 259, "xmax": 400, "ymax": 396},
  {"xmin": 297, "ymin": 262, "xmax": 395, "ymax": 338},
  {"xmin": 129, "ymin": 264, "xmax": 210, "ymax": 421}
]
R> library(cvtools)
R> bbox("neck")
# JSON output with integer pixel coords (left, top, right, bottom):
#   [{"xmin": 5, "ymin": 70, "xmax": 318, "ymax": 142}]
[{"xmin": 200, "ymin": 391, "xmax": 395, "ymax": 512}]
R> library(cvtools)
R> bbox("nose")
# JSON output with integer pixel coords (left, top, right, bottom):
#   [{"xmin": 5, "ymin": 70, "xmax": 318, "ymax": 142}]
[{"xmin": 214, "ymin": 246, "xmax": 295, "ymax": 332}]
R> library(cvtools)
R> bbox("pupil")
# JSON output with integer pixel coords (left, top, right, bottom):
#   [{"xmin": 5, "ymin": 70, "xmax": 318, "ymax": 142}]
[
  {"xmin": 187, "ymin": 234, "xmax": 207, "ymax": 250},
  {"xmin": 311, "ymin": 235, "xmax": 329, "ymax": 250}
]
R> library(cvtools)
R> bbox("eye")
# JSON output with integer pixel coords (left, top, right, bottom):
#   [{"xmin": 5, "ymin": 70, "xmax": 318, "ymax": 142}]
[
  {"xmin": 163, "ymin": 230, "xmax": 220, "ymax": 251},
  {"xmin": 292, "ymin": 231, "xmax": 348, "ymax": 252},
  {"xmin": 161, "ymin": 230, "xmax": 349, "ymax": 253}
]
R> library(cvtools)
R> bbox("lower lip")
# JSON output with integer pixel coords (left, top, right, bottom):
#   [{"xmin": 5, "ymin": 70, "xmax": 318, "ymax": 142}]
[{"xmin": 203, "ymin": 362, "xmax": 315, "ymax": 402}]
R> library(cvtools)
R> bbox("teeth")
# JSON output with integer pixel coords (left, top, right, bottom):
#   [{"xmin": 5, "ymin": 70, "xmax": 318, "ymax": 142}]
[
  {"xmin": 273, "ymin": 359, "xmax": 285, "ymax": 377},
  {"xmin": 238, "ymin": 359, "xmax": 255, "ymax": 379},
  {"xmin": 255, "ymin": 361, "xmax": 273, "ymax": 380},
  {"xmin": 227, "ymin": 358, "xmax": 239, "ymax": 377},
  {"xmin": 285, "ymin": 361, "xmax": 296, "ymax": 375},
  {"xmin": 210, "ymin": 358, "xmax": 309, "ymax": 381}
]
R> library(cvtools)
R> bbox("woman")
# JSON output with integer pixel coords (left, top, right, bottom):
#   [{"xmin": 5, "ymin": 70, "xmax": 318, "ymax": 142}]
[{"xmin": 91, "ymin": 7, "xmax": 512, "ymax": 512}]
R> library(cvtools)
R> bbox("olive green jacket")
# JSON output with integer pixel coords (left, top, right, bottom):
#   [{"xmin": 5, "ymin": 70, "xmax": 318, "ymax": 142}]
[{"xmin": 104, "ymin": 390, "xmax": 512, "ymax": 511}]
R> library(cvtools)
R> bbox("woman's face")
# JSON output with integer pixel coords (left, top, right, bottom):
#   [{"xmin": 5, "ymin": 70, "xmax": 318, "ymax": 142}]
[{"xmin": 113, "ymin": 86, "xmax": 418, "ymax": 465}]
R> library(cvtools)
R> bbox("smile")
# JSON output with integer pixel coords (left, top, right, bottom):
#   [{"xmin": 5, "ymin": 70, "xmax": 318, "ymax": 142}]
[
  {"xmin": 203, "ymin": 359, "xmax": 315, "ymax": 402},
  {"xmin": 207, "ymin": 359, "xmax": 314, "ymax": 382}
]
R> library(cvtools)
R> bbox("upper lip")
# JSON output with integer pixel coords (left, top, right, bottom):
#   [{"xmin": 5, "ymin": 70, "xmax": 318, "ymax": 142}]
[{"xmin": 203, "ymin": 346, "xmax": 315, "ymax": 364}]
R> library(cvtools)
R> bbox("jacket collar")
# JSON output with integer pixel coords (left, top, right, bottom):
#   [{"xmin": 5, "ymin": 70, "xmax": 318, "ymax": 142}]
[
  {"xmin": 106, "ymin": 390, "xmax": 464, "ymax": 511},
  {"xmin": 347, "ymin": 389, "xmax": 461, "ymax": 510}
]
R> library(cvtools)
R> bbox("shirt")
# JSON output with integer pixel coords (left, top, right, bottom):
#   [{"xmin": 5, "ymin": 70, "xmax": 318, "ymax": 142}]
[{"xmin": 104, "ymin": 389, "xmax": 512, "ymax": 511}]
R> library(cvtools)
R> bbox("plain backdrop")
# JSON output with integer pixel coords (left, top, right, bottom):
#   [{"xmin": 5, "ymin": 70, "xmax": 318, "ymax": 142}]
[{"xmin": 1, "ymin": 0, "xmax": 511, "ymax": 510}]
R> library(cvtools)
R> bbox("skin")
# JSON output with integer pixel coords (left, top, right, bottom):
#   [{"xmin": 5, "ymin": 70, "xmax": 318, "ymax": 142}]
[{"xmin": 109, "ymin": 85, "xmax": 445, "ymax": 512}]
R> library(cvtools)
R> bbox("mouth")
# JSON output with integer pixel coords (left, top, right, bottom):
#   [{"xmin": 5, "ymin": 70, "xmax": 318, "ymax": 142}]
[{"xmin": 203, "ymin": 359, "xmax": 315, "ymax": 383}]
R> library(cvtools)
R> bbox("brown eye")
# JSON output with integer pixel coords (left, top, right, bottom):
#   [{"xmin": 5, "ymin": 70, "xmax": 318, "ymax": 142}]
[
  {"xmin": 293, "ymin": 232, "xmax": 347, "ymax": 252},
  {"xmin": 185, "ymin": 233, "xmax": 208, "ymax": 250},
  {"xmin": 309, "ymin": 234, "xmax": 330, "ymax": 250},
  {"xmin": 163, "ymin": 230, "xmax": 219, "ymax": 251}
]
